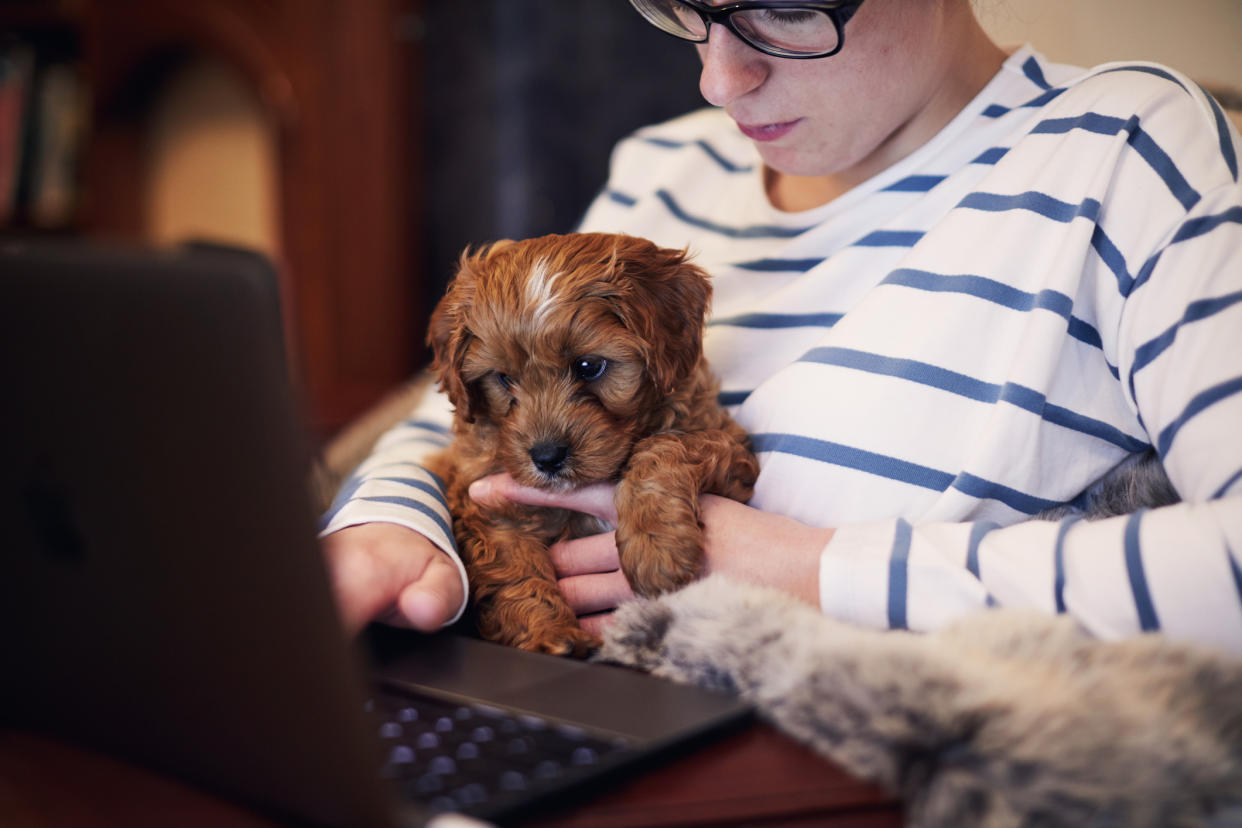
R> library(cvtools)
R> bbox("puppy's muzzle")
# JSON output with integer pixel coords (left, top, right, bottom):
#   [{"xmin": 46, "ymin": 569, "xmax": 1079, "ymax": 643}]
[{"xmin": 529, "ymin": 441, "xmax": 571, "ymax": 476}]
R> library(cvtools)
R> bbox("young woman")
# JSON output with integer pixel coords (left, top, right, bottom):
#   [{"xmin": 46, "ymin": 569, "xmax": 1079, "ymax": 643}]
[{"xmin": 322, "ymin": 0, "xmax": 1242, "ymax": 653}]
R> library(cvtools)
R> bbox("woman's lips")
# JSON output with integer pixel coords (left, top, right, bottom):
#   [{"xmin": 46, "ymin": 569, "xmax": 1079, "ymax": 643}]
[{"xmin": 736, "ymin": 118, "xmax": 801, "ymax": 142}]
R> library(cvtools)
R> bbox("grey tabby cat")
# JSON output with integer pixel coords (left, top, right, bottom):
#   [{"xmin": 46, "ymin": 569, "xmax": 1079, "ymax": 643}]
[
  {"xmin": 599, "ymin": 577, "xmax": 1242, "ymax": 827},
  {"xmin": 1036, "ymin": 449, "xmax": 1180, "ymax": 520}
]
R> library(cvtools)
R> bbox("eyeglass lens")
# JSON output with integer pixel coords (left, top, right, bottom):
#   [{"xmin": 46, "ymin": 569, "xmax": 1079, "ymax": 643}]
[
  {"xmin": 732, "ymin": 8, "xmax": 839, "ymax": 54},
  {"xmin": 630, "ymin": 0, "xmax": 842, "ymax": 57}
]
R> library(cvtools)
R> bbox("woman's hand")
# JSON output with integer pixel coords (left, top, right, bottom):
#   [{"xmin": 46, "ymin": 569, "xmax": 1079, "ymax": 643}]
[
  {"xmin": 468, "ymin": 477, "xmax": 628, "ymax": 636},
  {"xmin": 322, "ymin": 523, "xmax": 466, "ymax": 635},
  {"xmin": 469, "ymin": 474, "xmax": 831, "ymax": 635}
]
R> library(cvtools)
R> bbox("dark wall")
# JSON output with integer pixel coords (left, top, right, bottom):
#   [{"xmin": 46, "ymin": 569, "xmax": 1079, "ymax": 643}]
[{"xmin": 419, "ymin": 1, "xmax": 706, "ymax": 306}]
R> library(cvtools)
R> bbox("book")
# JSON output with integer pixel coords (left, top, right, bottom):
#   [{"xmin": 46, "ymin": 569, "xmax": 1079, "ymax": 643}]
[
  {"xmin": 28, "ymin": 60, "xmax": 84, "ymax": 228},
  {"xmin": 0, "ymin": 41, "xmax": 36, "ymax": 225}
]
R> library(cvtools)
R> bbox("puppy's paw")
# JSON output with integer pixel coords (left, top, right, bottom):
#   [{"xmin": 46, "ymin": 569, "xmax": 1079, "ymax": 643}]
[
  {"xmin": 522, "ymin": 624, "xmax": 602, "ymax": 659},
  {"xmin": 615, "ymin": 526, "xmax": 702, "ymax": 597}
]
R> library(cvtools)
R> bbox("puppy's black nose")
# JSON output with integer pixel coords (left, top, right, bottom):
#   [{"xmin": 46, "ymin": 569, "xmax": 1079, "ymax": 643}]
[{"xmin": 529, "ymin": 442, "xmax": 570, "ymax": 475}]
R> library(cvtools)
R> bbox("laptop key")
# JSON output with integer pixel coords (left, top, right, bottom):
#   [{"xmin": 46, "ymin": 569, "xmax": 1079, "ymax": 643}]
[
  {"xmin": 499, "ymin": 770, "xmax": 527, "ymax": 791},
  {"xmin": 454, "ymin": 782, "xmax": 489, "ymax": 806},
  {"xmin": 534, "ymin": 759, "xmax": 562, "ymax": 779},
  {"xmin": 428, "ymin": 795, "xmax": 458, "ymax": 814},
  {"xmin": 412, "ymin": 773, "xmax": 444, "ymax": 796},
  {"xmin": 389, "ymin": 745, "xmax": 416, "ymax": 765},
  {"xmin": 428, "ymin": 755, "xmax": 457, "ymax": 776}
]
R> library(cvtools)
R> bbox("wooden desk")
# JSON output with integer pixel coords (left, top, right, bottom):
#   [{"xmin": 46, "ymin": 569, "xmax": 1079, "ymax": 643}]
[
  {"xmin": 528, "ymin": 723, "xmax": 902, "ymax": 827},
  {"xmin": 2, "ymin": 723, "xmax": 901, "ymax": 827}
]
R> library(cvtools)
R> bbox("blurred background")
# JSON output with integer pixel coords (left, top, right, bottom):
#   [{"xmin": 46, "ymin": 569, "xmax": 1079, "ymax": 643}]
[{"xmin": 1, "ymin": 0, "xmax": 1239, "ymax": 439}]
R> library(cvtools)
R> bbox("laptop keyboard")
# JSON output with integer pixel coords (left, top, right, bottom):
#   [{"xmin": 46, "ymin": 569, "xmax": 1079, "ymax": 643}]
[{"xmin": 367, "ymin": 684, "xmax": 637, "ymax": 818}]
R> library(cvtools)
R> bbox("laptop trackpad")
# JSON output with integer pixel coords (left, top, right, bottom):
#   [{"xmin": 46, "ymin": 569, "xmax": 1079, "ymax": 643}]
[{"xmin": 366, "ymin": 628, "xmax": 749, "ymax": 744}]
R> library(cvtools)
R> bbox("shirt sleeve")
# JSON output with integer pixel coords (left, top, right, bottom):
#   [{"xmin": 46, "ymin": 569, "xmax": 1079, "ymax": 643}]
[
  {"xmin": 821, "ymin": 176, "xmax": 1242, "ymax": 657},
  {"xmin": 317, "ymin": 376, "xmax": 469, "ymax": 626}
]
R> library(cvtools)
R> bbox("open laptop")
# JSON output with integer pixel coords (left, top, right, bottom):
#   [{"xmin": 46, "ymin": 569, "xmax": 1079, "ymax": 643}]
[{"xmin": 0, "ymin": 240, "xmax": 751, "ymax": 827}]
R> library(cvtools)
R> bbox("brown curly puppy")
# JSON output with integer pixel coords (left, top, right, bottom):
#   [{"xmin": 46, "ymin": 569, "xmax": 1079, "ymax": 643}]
[{"xmin": 425, "ymin": 232, "xmax": 759, "ymax": 657}]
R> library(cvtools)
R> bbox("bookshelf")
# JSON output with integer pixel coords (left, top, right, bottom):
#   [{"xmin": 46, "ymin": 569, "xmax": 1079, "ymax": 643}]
[{"xmin": 1, "ymin": 0, "xmax": 427, "ymax": 439}]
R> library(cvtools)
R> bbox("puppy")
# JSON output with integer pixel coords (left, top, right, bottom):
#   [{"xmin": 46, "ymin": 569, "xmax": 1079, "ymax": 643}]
[{"xmin": 425, "ymin": 232, "xmax": 759, "ymax": 656}]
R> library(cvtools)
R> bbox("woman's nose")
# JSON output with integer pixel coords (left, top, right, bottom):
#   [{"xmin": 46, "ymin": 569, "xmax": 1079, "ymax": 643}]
[{"xmin": 697, "ymin": 24, "xmax": 768, "ymax": 107}]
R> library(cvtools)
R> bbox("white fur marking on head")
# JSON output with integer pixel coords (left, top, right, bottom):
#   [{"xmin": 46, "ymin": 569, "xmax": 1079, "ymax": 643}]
[{"xmin": 525, "ymin": 258, "xmax": 563, "ymax": 327}]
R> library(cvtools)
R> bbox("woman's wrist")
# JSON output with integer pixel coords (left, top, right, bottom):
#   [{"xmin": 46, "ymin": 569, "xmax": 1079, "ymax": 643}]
[{"xmin": 699, "ymin": 495, "xmax": 833, "ymax": 608}]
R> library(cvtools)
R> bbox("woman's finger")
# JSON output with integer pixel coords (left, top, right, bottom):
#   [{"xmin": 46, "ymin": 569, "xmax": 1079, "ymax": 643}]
[
  {"xmin": 469, "ymin": 474, "xmax": 619, "ymax": 523},
  {"xmin": 548, "ymin": 532, "xmax": 621, "ymax": 577},
  {"xmin": 578, "ymin": 611, "xmax": 615, "ymax": 637},
  {"xmin": 394, "ymin": 552, "xmax": 468, "ymax": 632},
  {"xmin": 557, "ymin": 570, "xmax": 632, "ymax": 616}
]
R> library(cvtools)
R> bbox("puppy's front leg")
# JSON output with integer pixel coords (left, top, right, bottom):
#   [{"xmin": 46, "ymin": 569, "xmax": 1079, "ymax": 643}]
[
  {"xmin": 460, "ymin": 517, "xmax": 600, "ymax": 657},
  {"xmin": 615, "ymin": 430, "xmax": 758, "ymax": 596}
]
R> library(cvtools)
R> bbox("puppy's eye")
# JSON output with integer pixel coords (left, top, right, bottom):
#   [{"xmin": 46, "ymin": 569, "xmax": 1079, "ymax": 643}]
[
  {"xmin": 495, "ymin": 372, "xmax": 514, "ymax": 391},
  {"xmin": 573, "ymin": 356, "xmax": 608, "ymax": 382}
]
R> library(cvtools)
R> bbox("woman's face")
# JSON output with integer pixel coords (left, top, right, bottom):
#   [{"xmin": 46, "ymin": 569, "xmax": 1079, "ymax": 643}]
[{"xmin": 695, "ymin": 0, "xmax": 969, "ymax": 180}]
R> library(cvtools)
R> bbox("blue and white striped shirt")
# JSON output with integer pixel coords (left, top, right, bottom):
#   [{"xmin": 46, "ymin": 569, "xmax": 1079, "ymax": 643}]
[{"xmin": 323, "ymin": 47, "xmax": 1242, "ymax": 654}]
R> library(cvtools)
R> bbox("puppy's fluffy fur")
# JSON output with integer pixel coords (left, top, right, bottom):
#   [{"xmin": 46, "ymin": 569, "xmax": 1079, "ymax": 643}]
[{"xmin": 426, "ymin": 233, "xmax": 759, "ymax": 656}]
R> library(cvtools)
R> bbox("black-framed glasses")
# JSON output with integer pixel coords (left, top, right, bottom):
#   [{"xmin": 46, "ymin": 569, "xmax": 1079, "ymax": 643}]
[{"xmin": 628, "ymin": 0, "xmax": 866, "ymax": 60}]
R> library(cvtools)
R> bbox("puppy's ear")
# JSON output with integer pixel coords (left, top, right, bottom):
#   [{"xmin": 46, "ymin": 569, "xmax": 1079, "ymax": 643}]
[
  {"xmin": 606, "ymin": 236, "xmax": 712, "ymax": 395},
  {"xmin": 427, "ymin": 295, "xmax": 474, "ymax": 423},
  {"xmin": 482, "ymin": 238, "xmax": 515, "ymax": 257},
  {"xmin": 427, "ymin": 247, "xmax": 488, "ymax": 423}
]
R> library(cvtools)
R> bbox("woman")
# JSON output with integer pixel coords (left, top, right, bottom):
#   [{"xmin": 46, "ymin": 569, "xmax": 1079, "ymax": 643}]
[{"xmin": 322, "ymin": 0, "xmax": 1242, "ymax": 653}]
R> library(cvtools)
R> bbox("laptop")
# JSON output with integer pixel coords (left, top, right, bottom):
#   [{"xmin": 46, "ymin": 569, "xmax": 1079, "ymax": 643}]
[{"xmin": 0, "ymin": 239, "xmax": 751, "ymax": 827}]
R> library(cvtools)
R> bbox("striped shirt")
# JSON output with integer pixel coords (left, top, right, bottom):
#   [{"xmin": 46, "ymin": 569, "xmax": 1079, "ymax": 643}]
[{"xmin": 322, "ymin": 47, "xmax": 1242, "ymax": 654}]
